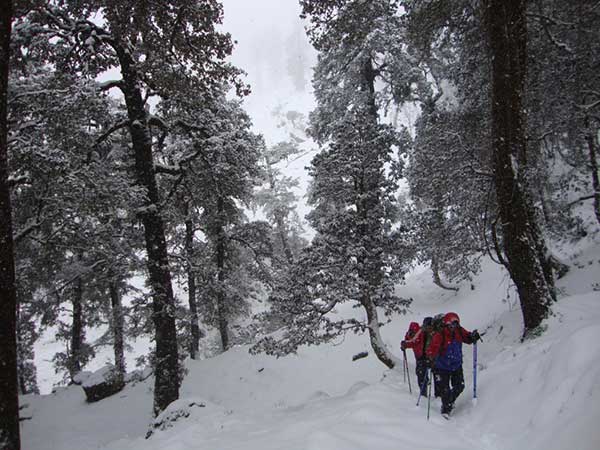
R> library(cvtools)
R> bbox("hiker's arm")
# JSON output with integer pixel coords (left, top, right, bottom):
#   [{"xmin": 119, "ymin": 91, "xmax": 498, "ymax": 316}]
[
  {"xmin": 461, "ymin": 327, "xmax": 477, "ymax": 344},
  {"xmin": 404, "ymin": 330, "xmax": 421, "ymax": 348}
]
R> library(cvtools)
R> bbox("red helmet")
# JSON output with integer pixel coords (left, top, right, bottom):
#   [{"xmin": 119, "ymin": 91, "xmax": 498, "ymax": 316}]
[{"xmin": 443, "ymin": 312, "xmax": 460, "ymax": 325}]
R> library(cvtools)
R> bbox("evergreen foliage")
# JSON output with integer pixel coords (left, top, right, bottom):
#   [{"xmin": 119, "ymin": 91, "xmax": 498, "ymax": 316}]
[{"xmin": 254, "ymin": 0, "xmax": 413, "ymax": 369}]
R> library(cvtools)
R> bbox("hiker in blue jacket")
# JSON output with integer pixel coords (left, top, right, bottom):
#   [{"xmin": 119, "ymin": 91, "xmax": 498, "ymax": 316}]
[{"xmin": 426, "ymin": 312, "xmax": 479, "ymax": 417}]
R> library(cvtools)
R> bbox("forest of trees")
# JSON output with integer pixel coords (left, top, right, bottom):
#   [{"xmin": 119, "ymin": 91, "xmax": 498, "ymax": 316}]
[{"xmin": 1, "ymin": 1, "xmax": 598, "ymax": 448}]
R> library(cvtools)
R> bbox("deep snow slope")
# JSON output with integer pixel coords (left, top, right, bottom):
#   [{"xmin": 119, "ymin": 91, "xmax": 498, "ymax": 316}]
[{"xmin": 21, "ymin": 240, "xmax": 600, "ymax": 450}]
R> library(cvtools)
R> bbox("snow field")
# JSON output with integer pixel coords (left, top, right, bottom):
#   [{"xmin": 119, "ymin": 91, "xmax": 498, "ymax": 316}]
[{"xmin": 21, "ymin": 241, "xmax": 600, "ymax": 450}]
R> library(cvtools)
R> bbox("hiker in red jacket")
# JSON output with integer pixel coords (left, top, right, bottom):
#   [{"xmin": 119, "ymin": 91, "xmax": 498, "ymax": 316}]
[
  {"xmin": 426, "ymin": 312, "xmax": 480, "ymax": 417},
  {"xmin": 401, "ymin": 317, "xmax": 433, "ymax": 396}
]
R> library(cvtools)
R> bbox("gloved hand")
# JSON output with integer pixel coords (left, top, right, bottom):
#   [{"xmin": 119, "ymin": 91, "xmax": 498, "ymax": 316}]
[
  {"xmin": 400, "ymin": 340, "xmax": 407, "ymax": 350},
  {"xmin": 470, "ymin": 329, "xmax": 481, "ymax": 342}
]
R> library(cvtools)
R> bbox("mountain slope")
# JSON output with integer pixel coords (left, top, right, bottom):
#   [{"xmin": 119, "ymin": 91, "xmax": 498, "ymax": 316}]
[{"xmin": 21, "ymin": 241, "xmax": 600, "ymax": 450}]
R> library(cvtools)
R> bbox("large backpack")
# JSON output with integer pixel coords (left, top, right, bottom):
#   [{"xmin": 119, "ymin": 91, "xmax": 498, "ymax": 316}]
[
  {"xmin": 424, "ymin": 314, "xmax": 448, "ymax": 358},
  {"xmin": 405, "ymin": 321, "xmax": 420, "ymax": 340},
  {"xmin": 431, "ymin": 313, "xmax": 445, "ymax": 333}
]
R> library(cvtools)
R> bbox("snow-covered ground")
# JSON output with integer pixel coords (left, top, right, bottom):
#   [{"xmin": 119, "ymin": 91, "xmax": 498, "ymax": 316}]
[{"xmin": 20, "ymin": 237, "xmax": 600, "ymax": 450}]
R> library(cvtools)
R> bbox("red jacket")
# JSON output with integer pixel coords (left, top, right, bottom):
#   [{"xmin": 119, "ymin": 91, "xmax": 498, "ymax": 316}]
[
  {"xmin": 404, "ymin": 322, "xmax": 425, "ymax": 359},
  {"xmin": 426, "ymin": 326, "xmax": 474, "ymax": 371}
]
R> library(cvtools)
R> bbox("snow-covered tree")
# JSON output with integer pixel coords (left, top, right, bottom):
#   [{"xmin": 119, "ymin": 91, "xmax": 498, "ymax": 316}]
[
  {"xmin": 158, "ymin": 91, "xmax": 267, "ymax": 352},
  {"xmin": 253, "ymin": 0, "xmax": 413, "ymax": 369},
  {"xmin": 485, "ymin": 0, "xmax": 556, "ymax": 334},
  {"xmin": 526, "ymin": 1, "xmax": 600, "ymax": 229},
  {"xmin": 400, "ymin": 0, "xmax": 570, "ymax": 335},
  {"xmin": 254, "ymin": 140, "xmax": 307, "ymax": 267},
  {"xmin": 21, "ymin": 0, "xmax": 247, "ymax": 415}
]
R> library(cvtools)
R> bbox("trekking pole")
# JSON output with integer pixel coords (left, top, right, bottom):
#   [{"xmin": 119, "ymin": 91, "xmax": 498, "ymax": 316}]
[
  {"xmin": 402, "ymin": 349, "xmax": 407, "ymax": 383},
  {"xmin": 403, "ymin": 351, "xmax": 412, "ymax": 394},
  {"xmin": 472, "ymin": 341, "xmax": 478, "ymax": 405},
  {"xmin": 426, "ymin": 367, "xmax": 432, "ymax": 421},
  {"xmin": 415, "ymin": 368, "xmax": 427, "ymax": 406}
]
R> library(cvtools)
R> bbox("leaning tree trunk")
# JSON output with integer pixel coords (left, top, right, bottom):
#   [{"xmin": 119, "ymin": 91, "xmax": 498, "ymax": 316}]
[
  {"xmin": 486, "ymin": 0, "xmax": 554, "ymax": 336},
  {"xmin": 0, "ymin": 1, "xmax": 21, "ymax": 447},
  {"xmin": 431, "ymin": 254, "xmax": 459, "ymax": 292},
  {"xmin": 109, "ymin": 280, "xmax": 125, "ymax": 387},
  {"xmin": 360, "ymin": 293, "xmax": 400, "ymax": 369},
  {"xmin": 184, "ymin": 213, "xmax": 201, "ymax": 359},
  {"xmin": 113, "ymin": 42, "xmax": 179, "ymax": 416},
  {"xmin": 70, "ymin": 277, "xmax": 84, "ymax": 381},
  {"xmin": 355, "ymin": 56, "xmax": 400, "ymax": 369}
]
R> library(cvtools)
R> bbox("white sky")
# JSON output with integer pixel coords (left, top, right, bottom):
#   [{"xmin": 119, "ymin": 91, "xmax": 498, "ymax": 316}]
[
  {"xmin": 220, "ymin": 0, "xmax": 318, "ymax": 229},
  {"xmin": 221, "ymin": 0, "xmax": 317, "ymax": 142}
]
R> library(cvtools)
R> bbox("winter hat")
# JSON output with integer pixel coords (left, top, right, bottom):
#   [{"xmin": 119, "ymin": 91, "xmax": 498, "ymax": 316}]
[{"xmin": 443, "ymin": 312, "xmax": 460, "ymax": 325}]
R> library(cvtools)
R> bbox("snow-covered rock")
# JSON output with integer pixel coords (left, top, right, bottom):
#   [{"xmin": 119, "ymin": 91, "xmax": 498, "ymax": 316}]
[
  {"xmin": 71, "ymin": 371, "xmax": 93, "ymax": 385},
  {"xmin": 145, "ymin": 399, "xmax": 207, "ymax": 439},
  {"xmin": 81, "ymin": 365, "xmax": 124, "ymax": 403}
]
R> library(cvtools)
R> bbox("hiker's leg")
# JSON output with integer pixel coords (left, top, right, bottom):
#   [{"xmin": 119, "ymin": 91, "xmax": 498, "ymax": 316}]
[
  {"xmin": 416, "ymin": 359, "xmax": 427, "ymax": 396},
  {"xmin": 436, "ymin": 370, "xmax": 452, "ymax": 413},
  {"xmin": 449, "ymin": 367, "xmax": 465, "ymax": 404},
  {"xmin": 433, "ymin": 368, "xmax": 441, "ymax": 397}
]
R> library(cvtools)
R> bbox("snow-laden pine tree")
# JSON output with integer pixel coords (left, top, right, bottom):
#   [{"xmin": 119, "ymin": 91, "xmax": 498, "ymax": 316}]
[
  {"xmin": 400, "ymin": 12, "xmax": 492, "ymax": 289},
  {"xmin": 484, "ymin": 0, "xmax": 556, "ymax": 334},
  {"xmin": 255, "ymin": 141, "xmax": 307, "ymax": 267},
  {"xmin": 158, "ymin": 91, "xmax": 267, "ymax": 352},
  {"xmin": 7, "ymin": 59, "xmax": 143, "ymax": 386},
  {"xmin": 253, "ymin": 0, "xmax": 413, "ymax": 368},
  {"xmin": 526, "ymin": 1, "xmax": 600, "ymax": 229},
  {"xmin": 21, "ymin": 0, "xmax": 246, "ymax": 415},
  {"xmin": 401, "ymin": 0, "xmax": 565, "ymax": 336}
]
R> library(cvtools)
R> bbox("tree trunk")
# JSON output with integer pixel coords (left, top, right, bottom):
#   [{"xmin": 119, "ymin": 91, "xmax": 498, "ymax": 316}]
[
  {"xmin": 109, "ymin": 280, "xmax": 125, "ymax": 387},
  {"xmin": 215, "ymin": 197, "xmax": 229, "ymax": 352},
  {"xmin": 185, "ymin": 214, "xmax": 200, "ymax": 359},
  {"xmin": 275, "ymin": 209, "xmax": 294, "ymax": 265},
  {"xmin": 113, "ymin": 43, "xmax": 179, "ymax": 416},
  {"xmin": 0, "ymin": 0, "xmax": 21, "ymax": 447},
  {"xmin": 360, "ymin": 294, "xmax": 399, "ymax": 369},
  {"xmin": 355, "ymin": 57, "xmax": 398, "ymax": 369},
  {"xmin": 431, "ymin": 254, "xmax": 459, "ymax": 292},
  {"xmin": 265, "ymin": 161, "xmax": 294, "ymax": 265},
  {"xmin": 70, "ymin": 278, "xmax": 84, "ymax": 381},
  {"xmin": 486, "ymin": 0, "xmax": 553, "ymax": 336}
]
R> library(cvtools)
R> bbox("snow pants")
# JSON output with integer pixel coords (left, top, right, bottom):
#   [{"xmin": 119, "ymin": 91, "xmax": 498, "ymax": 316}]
[
  {"xmin": 433, "ymin": 367, "xmax": 465, "ymax": 414},
  {"xmin": 415, "ymin": 358, "xmax": 428, "ymax": 396}
]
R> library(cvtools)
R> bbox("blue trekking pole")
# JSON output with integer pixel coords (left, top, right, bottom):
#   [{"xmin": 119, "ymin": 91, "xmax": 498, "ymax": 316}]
[{"xmin": 472, "ymin": 341, "xmax": 478, "ymax": 405}]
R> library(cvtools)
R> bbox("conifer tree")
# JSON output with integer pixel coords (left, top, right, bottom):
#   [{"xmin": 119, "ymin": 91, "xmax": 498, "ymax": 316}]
[
  {"xmin": 401, "ymin": 0, "xmax": 561, "ymax": 336},
  {"xmin": 254, "ymin": 1, "xmax": 413, "ymax": 368},
  {"xmin": 255, "ymin": 141, "xmax": 306, "ymax": 267},
  {"xmin": 485, "ymin": 0, "xmax": 555, "ymax": 334},
  {"xmin": 159, "ymin": 91, "xmax": 266, "ymax": 352},
  {"xmin": 24, "ymin": 0, "xmax": 246, "ymax": 414}
]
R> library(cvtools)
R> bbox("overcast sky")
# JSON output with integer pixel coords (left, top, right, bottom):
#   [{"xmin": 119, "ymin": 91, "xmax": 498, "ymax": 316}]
[{"xmin": 220, "ymin": 0, "xmax": 317, "ymax": 143}]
